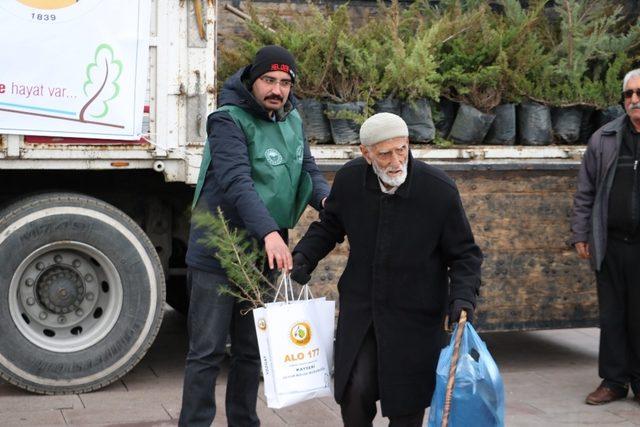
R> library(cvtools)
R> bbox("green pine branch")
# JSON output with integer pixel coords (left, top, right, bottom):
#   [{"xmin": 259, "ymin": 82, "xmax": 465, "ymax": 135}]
[
  {"xmin": 216, "ymin": 0, "xmax": 640, "ymax": 115},
  {"xmin": 193, "ymin": 207, "xmax": 277, "ymax": 309}
]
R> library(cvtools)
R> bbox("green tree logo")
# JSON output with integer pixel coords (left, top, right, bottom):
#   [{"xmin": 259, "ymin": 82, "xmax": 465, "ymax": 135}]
[{"xmin": 80, "ymin": 44, "xmax": 123, "ymax": 121}]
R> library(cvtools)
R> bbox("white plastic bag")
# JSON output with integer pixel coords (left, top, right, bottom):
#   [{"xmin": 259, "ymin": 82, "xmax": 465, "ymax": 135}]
[{"xmin": 253, "ymin": 274, "xmax": 335, "ymax": 408}]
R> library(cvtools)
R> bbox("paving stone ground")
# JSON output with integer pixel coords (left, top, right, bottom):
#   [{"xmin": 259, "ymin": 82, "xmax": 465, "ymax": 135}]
[{"xmin": 1, "ymin": 307, "xmax": 639, "ymax": 426}]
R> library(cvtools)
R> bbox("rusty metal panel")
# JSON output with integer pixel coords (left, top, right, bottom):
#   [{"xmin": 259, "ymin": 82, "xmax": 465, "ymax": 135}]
[{"xmin": 291, "ymin": 168, "xmax": 597, "ymax": 332}]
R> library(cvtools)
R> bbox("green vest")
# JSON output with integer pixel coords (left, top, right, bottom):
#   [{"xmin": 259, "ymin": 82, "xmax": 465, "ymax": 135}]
[{"xmin": 192, "ymin": 105, "xmax": 313, "ymax": 229}]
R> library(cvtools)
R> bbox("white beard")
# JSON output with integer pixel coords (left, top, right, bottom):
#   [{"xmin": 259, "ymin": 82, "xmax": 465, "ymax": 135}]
[{"xmin": 372, "ymin": 158, "xmax": 408, "ymax": 188}]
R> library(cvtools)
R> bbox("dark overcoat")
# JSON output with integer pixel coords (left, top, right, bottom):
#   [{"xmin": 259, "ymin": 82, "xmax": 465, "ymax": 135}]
[{"xmin": 293, "ymin": 154, "xmax": 482, "ymax": 417}]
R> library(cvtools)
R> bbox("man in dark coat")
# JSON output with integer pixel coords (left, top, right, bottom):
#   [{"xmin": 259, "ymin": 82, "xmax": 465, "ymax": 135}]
[
  {"xmin": 571, "ymin": 68, "xmax": 640, "ymax": 406},
  {"xmin": 180, "ymin": 46, "xmax": 330, "ymax": 427},
  {"xmin": 291, "ymin": 112, "xmax": 483, "ymax": 426}
]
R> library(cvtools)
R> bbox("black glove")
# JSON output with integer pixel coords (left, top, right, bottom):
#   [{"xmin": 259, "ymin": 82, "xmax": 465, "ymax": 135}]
[
  {"xmin": 449, "ymin": 299, "xmax": 475, "ymax": 326},
  {"xmin": 290, "ymin": 252, "xmax": 312, "ymax": 285}
]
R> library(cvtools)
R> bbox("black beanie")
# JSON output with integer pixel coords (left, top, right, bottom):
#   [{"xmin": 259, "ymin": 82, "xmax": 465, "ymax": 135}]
[{"xmin": 247, "ymin": 45, "xmax": 297, "ymax": 87}]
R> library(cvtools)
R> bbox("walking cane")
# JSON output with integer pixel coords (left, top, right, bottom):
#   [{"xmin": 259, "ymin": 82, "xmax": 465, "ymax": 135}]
[{"xmin": 441, "ymin": 310, "xmax": 468, "ymax": 427}]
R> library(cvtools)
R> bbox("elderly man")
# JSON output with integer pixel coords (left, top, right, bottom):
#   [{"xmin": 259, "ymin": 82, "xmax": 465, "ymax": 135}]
[
  {"xmin": 291, "ymin": 113, "xmax": 482, "ymax": 426},
  {"xmin": 571, "ymin": 69, "xmax": 640, "ymax": 406},
  {"xmin": 181, "ymin": 45, "xmax": 330, "ymax": 426}
]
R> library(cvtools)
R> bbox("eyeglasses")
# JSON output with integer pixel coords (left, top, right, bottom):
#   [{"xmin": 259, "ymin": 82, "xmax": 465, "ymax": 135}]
[
  {"xmin": 623, "ymin": 89, "xmax": 640, "ymax": 99},
  {"xmin": 259, "ymin": 76, "xmax": 293, "ymax": 89}
]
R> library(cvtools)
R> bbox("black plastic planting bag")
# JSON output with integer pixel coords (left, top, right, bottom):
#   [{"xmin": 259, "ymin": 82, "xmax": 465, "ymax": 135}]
[
  {"xmin": 578, "ymin": 106, "xmax": 596, "ymax": 144},
  {"xmin": 449, "ymin": 104, "xmax": 495, "ymax": 145},
  {"xmin": 401, "ymin": 99, "xmax": 435, "ymax": 143},
  {"xmin": 552, "ymin": 106, "xmax": 583, "ymax": 144},
  {"xmin": 374, "ymin": 97, "xmax": 402, "ymax": 115},
  {"xmin": 325, "ymin": 102, "xmax": 364, "ymax": 145},
  {"xmin": 518, "ymin": 101, "xmax": 552, "ymax": 146},
  {"xmin": 595, "ymin": 105, "xmax": 625, "ymax": 129},
  {"xmin": 435, "ymin": 98, "xmax": 459, "ymax": 138},
  {"xmin": 298, "ymin": 99, "xmax": 332, "ymax": 144},
  {"xmin": 484, "ymin": 103, "xmax": 516, "ymax": 145}
]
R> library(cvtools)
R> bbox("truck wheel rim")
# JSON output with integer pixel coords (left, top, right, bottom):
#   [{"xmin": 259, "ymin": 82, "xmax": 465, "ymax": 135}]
[{"xmin": 9, "ymin": 241, "xmax": 123, "ymax": 353}]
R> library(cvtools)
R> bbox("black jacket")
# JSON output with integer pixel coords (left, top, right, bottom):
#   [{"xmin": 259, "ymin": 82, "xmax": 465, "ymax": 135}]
[
  {"xmin": 293, "ymin": 155, "xmax": 482, "ymax": 417},
  {"xmin": 186, "ymin": 67, "xmax": 330, "ymax": 272}
]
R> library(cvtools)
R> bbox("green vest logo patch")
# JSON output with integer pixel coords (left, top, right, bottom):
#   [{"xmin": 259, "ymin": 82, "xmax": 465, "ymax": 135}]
[
  {"xmin": 265, "ymin": 148, "xmax": 284, "ymax": 166},
  {"xmin": 296, "ymin": 145, "xmax": 304, "ymax": 163}
]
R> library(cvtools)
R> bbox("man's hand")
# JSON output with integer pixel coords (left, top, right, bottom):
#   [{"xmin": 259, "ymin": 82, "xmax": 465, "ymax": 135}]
[
  {"xmin": 291, "ymin": 252, "xmax": 312, "ymax": 285},
  {"xmin": 264, "ymin": 231, "xmax": 292, "ymax": 271},
  {"xmin": 575, "ymin": 242, "xmax": 590, "ymax": 259},
  {"xmin": 449, "ymin": 299, "xmax": 474, "ymax": 327}
]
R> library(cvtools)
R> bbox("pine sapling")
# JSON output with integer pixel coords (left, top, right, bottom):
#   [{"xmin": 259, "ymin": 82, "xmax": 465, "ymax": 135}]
[{"xmin": 193, "ymin": 207, "xmax": 278, "ymax": 310}]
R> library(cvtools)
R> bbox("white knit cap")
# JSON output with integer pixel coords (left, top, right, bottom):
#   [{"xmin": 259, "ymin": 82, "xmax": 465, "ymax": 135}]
[{"xmin": 359, "ymin": 112, "xmax": 409, "ymax": 146}]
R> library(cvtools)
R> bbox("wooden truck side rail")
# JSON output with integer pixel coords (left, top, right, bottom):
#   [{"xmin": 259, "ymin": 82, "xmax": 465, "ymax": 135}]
[{"xmin": 295, "ymin": 146, "xmax": 597, "ymax": 332}]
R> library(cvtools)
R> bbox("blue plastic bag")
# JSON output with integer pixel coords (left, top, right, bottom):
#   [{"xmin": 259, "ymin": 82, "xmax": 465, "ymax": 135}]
[{"xmin": 427, "ymin": 323, "xmax": 504, "ymax": 427}]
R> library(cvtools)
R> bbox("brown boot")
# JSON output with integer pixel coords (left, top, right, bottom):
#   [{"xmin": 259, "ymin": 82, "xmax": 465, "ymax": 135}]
[{"xmin": 585, "ymin": 385, "xmax": 628, "ymax": 405}]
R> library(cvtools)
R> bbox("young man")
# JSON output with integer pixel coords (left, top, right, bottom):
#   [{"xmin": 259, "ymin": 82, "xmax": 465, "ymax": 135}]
[{"xmin": 180, "ymin": 45, "xmax": 329, "ymax": 427}]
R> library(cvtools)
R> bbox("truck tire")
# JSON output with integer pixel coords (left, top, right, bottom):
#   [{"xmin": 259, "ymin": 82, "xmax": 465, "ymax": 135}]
[{"xmin": 0, "ymin": 193, "xmax": 165, "ymax": 394}]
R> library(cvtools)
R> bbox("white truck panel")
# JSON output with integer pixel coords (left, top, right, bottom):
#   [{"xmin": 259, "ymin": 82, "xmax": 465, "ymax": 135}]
[{"xmin": 0, "ymin": 0, "xmax": 216, "ymax": 184}]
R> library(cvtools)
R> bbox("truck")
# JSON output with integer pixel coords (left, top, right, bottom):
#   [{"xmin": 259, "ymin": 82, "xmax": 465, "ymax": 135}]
[{"xmin": 0, "ymin": 0, "xmax": 597, "ymax": 396}]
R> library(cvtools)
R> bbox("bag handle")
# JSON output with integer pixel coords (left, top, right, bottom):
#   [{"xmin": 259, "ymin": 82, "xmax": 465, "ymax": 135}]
[
  {"xmin": 297, "ymin": 284, "xmax": 314, "ymax": 301},
  {"xmin": 273, "ymin": 272, "xmax": 296, "ymax": 304}
]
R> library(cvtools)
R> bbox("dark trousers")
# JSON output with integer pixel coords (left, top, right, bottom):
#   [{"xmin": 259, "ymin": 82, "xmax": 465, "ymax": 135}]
[
  {"xmin": 179, "ymin": 268, "xmax": 261, "ymax": 427},
  {"xmin": 340, "ymin": 326, "xmax": 425, "ymax": 427},
  {"xmin": 596, "ymin": 237, "xmax": 640, "ymax": 395}
]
